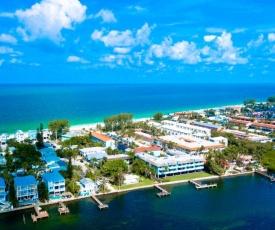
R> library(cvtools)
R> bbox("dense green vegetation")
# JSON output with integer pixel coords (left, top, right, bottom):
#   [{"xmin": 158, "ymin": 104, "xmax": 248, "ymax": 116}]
[
  {"xmin": 153, "ymin": 112, "xmax": 163, "ymax": 121},
  {"xmin": 48, "ymin": 119, "xmax": 69, "ymax": 140},
  {"xmin": 103, "ymin": 113, "xmax": 133, "ymax": 131}
]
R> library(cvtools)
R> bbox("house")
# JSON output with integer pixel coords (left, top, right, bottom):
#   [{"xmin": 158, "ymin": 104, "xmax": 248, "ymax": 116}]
[
  {"xmin": 0, "ymin": 133, "xmax": 9, "ymax": 150},
  {"xmin": 91, "ymin": 132, "xmax": 115, "ymax": 149},
  {"xmin": 79, "ymin": 147, "xmax": 107, "ymax": 161},
  {"xmin": 14, "ymin": 175, "xmax": 38, "ymax": 205},
  {"xmin": 61, "ymin": 132, "xmax": 77, "ymax": 141},
  {"xmin": 0, "ymin": 177, "xmax": 7, "ymax": 204},
  {"xmin": 14, "ymin": 130, "xmax": 25, "ymax": 142},
  {"xmin": 134, "ymin": 131, "xmax": 154, "ymax": 145},
  {"xmin": 134, "ymin": 146, "xmax": 162, "ymax": 157},
  {"xmin": 107, "ymin": 154, "xmax": 130, "ymax": 164},
  {"xmin": 136, "ymin": 152, "xmax": 204, "ymax": 178},
  {"xmin": 42, "ymin": 171, "xmax": 65, "ymax": 195},
  {"xmin": 123, "ymin": 174, "xmax": 139, "ymax": 185},
  {"xmin": 42, "ymin": 129, "xmax": 51, "ymax": 141},
  {"xmin": 78, "ymin": 178, "xmax": 98, "ymax": 196},
  {"xmin": 40, "ymin": 148, "xmax": 60, "ymax": 166},
  {"xmin": 28, "ymin": 130, "xmax": 37, "ymax": 141}
]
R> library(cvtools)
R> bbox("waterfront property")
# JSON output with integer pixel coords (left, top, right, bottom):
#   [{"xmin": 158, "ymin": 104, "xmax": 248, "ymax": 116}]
[
  {"xmin": 160, "ymin": 120, "xmax": 211, "ymax": 139},
  {"xmin": 91, "ymin": 132, "xmax": 116, "ymax": 149},
  {"xmin": 135, "ymin": 152, "xmax": 204, "ymax": 178},
  {"xmin": 155, "ymin": 135, "xmax": 225, "ymax": 154},
  {"xmin": 14, "ymin": 175, "xmax": 38, "ymax": 205},
  {"xmin": 14, "ymin": 130, "xmax": 24, "ymax": 142},
  {"xmin": 0, "ymin": 177, "xmax": 7, "ymax": 204},
  {"xmin": 192, "ymin": 121, "xmax": 224, "ymax": 132},
  {"xmin": 42, "ymin": 129, "xmax": 51, "ymax": 141},
  {"xmin": 210, "ymin": 136, "xmax": 228, "ymax": 146},
  {"xmin": 123, "ymin": 174, "xmax": 139, "ymax": 185},
  {"xmin": 134, "ymin": 131, "xmax": 154, "ymax": 145},
  {"xmin": 225, "ymin": 129, "xmax": 271, "ymax": 143},
  {"xmin": 0, "ymin": 133, "xmax": 9, "ymax": 150},
  {"xmin": 78, "ymin": 178, "xmax": 98, "ymax": 196},
  {"xmin": 107, "ymin": 154, "xmax": 130, "ymax": 164},
  {"xmin": 61, "ymin": 131, "xmax": 77, "ymax": 141},
  {"xmin": 79, "ymin": 147, "xmax": 107, "ymax": 161},
  {"xmin": 249, "ymin": 123, "xmax": 275, "ymax": 132},
  {"xmin": 42, "ymin": 171, "xmax": 65, "ymax": 195}
]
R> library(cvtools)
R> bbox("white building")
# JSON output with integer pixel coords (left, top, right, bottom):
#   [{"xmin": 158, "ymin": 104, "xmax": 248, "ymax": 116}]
[
  {"xmin": 210, "ymin": 136, "xmax": 228, "ymax": 146},
  {"xmin": 91, "ymin": 132, "xmax": 116, "ymax": 149},
  {"xmin": 78, "ymin": 178, "xmax": 98, "ymax": 196},
  {"xmin": 42, "ymin": 129, "xmax": 51, "ymax": 141},
  {"xmin": 123, "ymin": 174, "xmax": 139, "ymax": 185},
  {"xmin": 0, "ymin": 133, "xmax": 9, "ymax": 150},
  {"xmin": 160, "ymin": 120, "xmax": 211, "ymax": 139},
  {"xmin": 14, "ymin": 130, "xmax": 25, "ymax": 142}
]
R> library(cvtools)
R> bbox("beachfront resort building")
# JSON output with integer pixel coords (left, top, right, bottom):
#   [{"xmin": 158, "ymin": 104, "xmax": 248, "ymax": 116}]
[
  {"xmin": 192, "ymin": 121, "xmax": 225, "ymax": 132},
  {"xmin": 136, "ymin": 152, "xmax": 204, "ymax": 178},
  {"xmin": 14, "ymin": 175, "xmax": 38, "ymax": 205},
  {"xmin": 225, "ymin": 130, "xmax": 271, "ymax": 143},
  {"xmin": 91, "ymin": 132, "xmax": 115, "ymax": 149},
  {"xmin": 160, "ymin": 120, "xmax": 211, "ymax": 139},
  {"xmin": 78, "ymin": 178, "xmax": 98, "ymax": 196},
  {"xmin": 0, "ymin": 177, "xmax": 7, "ymax": 204},
  {"xmin": 155, "ymin": 135, "xmax": 225, "ymax": 154},
  {"xmin": 134, "ymin": 131, "xmax": 154, "ymax": 145},
  {"xmin": 14, "ymin": 130, "xmax": 24, "ymax": 142},
  {"xmin": 42, "ymin": 171, "xmax": 65, "ymax": 195},
  {"xmin": 134, "ymin": 146, "xmax": 162, "ymax": 157}
]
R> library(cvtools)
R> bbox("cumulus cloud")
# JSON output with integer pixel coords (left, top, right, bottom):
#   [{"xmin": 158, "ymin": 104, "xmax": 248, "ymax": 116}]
[
  {"xmin": 67, "ymin": 55, "xmax": 89, "ymax": 63},
  {"xmin": 247, "ymin": 34, "xmax": 264, "ymax": 48},
  {"xmin": 0, "ymin": 34, "xmax": 17, "ymax": 44},
  {"xmin": 127, "ymin": 5, "xmax": 146, "ymax": 12},
  {"xmin": 15, "ymin": 0, "xmax": 87, "ymax": 43},
  {"xmin": 91, "ymin": 23, "xmax": 154, "ymax": 48},
  {"xmin": 204, "ymin": 35, "xmax": 216, "ymax": 42},
  {"xmin": 99, "ymin": 54, "xmax": 133, "ymax": 67},
  {"xmin": 113, "ymin": 47, "xmax": 131, "ymax": 54},
  {"xmin": 0, "ymin": 46, "xmax": 14, "ymax": 54},
  {"xmin": 203, "ymin": 32, "xmax": 248, "ymax": 64},
  {"xmin": 95, "ymin": 9, "xmax": 117, "ymax": 23},
  {"xmin": 10, "ymin": 58, "xmax": 22, "ymax": 64},
  {"xmin": 268, "ymin": 33, "xmax": 275, "ymax": 42},
  {"xmin": 147, "ymin": 37, "xmax": 201, "ymax": 64},
  {"xmin": 0, "ymin": 59, "xmax": 4, "ymax": 66}
]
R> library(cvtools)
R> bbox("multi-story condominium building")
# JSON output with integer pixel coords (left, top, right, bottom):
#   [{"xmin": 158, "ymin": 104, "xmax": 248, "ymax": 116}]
[
  {"xmin": 42, "ymin": 171, "xmax": 65, "ymax": 195},
  {"xmin": 14, "ymin": 130, "xmax": 25, "ymax": 142},
  {"xmin": 91, "ymin": 132, "xmax": 115, "ymax": 149},
  {"xmin": 0, "ymin": 177, "xmax": 7, "ymax": 204},
  {"xmin": 14, "ymin": 175, "xmax": 38, "ymax": 205},
  {"xmin": 0, "ymin": 133, "xmax": 9, "ymax": 150},
  {"xmin": 136, "ymin": 152, "xmax": 204, "ymax": 178},
  {"xmin": 161, "ymin": 120, "xmax": 211, "ymax": 139}
]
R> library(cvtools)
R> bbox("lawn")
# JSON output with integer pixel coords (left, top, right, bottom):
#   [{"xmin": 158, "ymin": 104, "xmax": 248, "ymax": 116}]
[
  {"xmin": 116, "ymin": 178, "xmax": 155, "ymax": 190},
  {"xmin": 261, "ymin": 150, "xmax": 275, "ymax": 170},
  {"xmin": 163, "ymin": 171, "xmax": 213, "ymax": 182}
]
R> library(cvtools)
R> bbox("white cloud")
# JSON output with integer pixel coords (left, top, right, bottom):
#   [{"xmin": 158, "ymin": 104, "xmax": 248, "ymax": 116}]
[
  {"xmin": 0, "ymin": 34, "xmax": 17, "ymax": 44},
  {"xmin": 148, "ymin": 37, "xmax": 201, "ymax": 64},
  {"xmin": 0, "ymin": 12, "xmax": 14, "ymax": 18},
  {"xmin": 0, "ymin": 59, "xmax": 4, "ymax": 66},
  {"xmin": 204, "ymin": 35, "xmax": 216, "ymax": 42},
  {"xmin": 127, "ymin": 5, "xmax": 146, "ymax": 12},
  {"xmin": 247, "ymin": 34, "xmax": 264, "ymax": 48},
  {"xmin": 95, "ymin": 9, "xmax": 117, "ymax": 23},
  {"xmin": 15, "ymin": 0, "xmax": 87, "ymax": 43},
  {"xmin": 67, "ymin": 55, "xmax": 89, "ymax": 63},
  {"xmin": 268, "ymin": 33, "xmax": 275, "ymax": 42},
  {"xmin": 113, "ymin": 47, "xmax": 131, "ymax": 54},
  {"xmin": 206, "ymin": 28, "xmax": 225, "ymax": 33},
  {"xmin": 99, "ymin": 54, "xmax": 133, "ymax": 67},
  {"xmin": 0, "ymin": 46, "xmax": 14, "ymax": 54},
  {"xmin": 91, "ymin": 23, "xmax": 154, "ymax": 48},
  {"xmin": 10, "ymin": 58, "xmax": 22, "ymax": 64},
  {"xmin": 204, "ymin": 32, "xmax": 248, "ymax": 64}
]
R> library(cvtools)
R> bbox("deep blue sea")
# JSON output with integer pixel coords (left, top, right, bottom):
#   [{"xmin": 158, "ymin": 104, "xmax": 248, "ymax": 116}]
[
  {"xmin": 0, "ymin": 83, "xmax": 275, "ymax": 133},
  {"xmin": 1, "ymin": 174, "xmax": 275, "ymax": 229}
]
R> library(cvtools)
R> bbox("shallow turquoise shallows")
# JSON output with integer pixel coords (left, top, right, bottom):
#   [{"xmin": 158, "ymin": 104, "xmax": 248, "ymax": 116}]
[
  {"xmin": 1, "ymin": 174, "xmax": 275, "ymax": 229},
  {"xmin": 1, "ymin": 83, "xmax": 275, "ymax": 133}
]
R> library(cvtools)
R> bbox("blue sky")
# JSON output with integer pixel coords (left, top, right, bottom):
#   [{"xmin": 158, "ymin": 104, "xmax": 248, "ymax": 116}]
[{"xmin": 0, "ymin": 0, "xmax": 275, "ymax": 84}]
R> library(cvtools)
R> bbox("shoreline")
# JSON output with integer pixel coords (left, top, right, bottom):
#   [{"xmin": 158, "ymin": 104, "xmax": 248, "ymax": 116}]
[{"xmin": 0, "ymin": 170, "xmax": 256, "ymax": 215}]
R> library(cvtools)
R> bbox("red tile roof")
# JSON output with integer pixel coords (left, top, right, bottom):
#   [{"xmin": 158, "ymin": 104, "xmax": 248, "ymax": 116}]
[
  {"xmin": 251, "ymin": 123, "xmax": 275, "ymax": 129},
  {"xmin": 91, "ymin": 132, "xmax": 113, "ymax": 142},
  {"xmin": 229, "ymin": 119, "xmax": 251, "ymax": 125},
  {"xmin": 134, "ymin": 146, "xmax": 160, "ymax": 153}
]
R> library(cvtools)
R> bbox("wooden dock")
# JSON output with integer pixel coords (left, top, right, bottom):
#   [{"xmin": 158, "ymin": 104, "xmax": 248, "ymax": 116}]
[
  {"xmin": 58, "ymin": 202, "xmax": 70, "ymax": 215},
  {"xmin": 31, "ymin": 205, "xmax": 49, "ymax": 223},
  {"xmin": 189, "ymin": 180, "xmax": 217, "ymax": 190},
  {"xmin": 91, "ymin": 195, "xmax": 108, "ymax": 209},
  {"xmin": 255, "ymin": 171, "xmax": 275, "ymax": 182},
  {"xmin": 154, "ymin": 184, "xmax": 171, "ymax": 197}
]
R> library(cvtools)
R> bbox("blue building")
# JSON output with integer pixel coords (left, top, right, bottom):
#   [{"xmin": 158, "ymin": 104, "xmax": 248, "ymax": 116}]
[
  {"xmin": 0, "ymin": 177, "xmax": 7, "ymax": 204},
  {"xmin": 14, "ymin": 175, "xmax": 38, "ymax": 205},
  {"xmin": 42, "ymin": 171, "xmax": 65, "ymax": 195}
]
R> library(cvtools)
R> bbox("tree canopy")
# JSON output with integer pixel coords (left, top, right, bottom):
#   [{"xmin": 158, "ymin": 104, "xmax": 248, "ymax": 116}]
[
  {"xmin": 100, "ymin": 159, "xmax": 128, "ymax": 176},
  {"xmin": 103, "ymin": 113, "xmax": 133, "ymax": 131},
  {"xmin": 153, "ymin": 112, "xmax": 163, "ymax": 121},
  {"xmin": 267, "ymin": 96, "xmax": 275, "ymax": 103},
  {"xmin": 48, "ymin": 119, "xmax": 69, "ymax": 139}
]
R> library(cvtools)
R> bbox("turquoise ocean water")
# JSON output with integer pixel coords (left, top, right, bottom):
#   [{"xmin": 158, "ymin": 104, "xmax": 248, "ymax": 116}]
[
  {"xmin": 1, "ymin": 174, "xmax": 275, "ymax": 229},
  {"xmin": 0, "ymin": 83, "xmax": 275, "ymax": 133}
]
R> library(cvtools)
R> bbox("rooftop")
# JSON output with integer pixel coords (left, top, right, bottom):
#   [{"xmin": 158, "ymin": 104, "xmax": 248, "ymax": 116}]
[
  {"xmin": 0, "ymin": 177, "xmax": 5, "ymax": 187},
  {"xmin": 43, "ymin": 171, "xmax": 65, "ymax": 182},
  {"xmin": 14, "ymin": 175, "xmax": 37, "ymax": 187},
  {"xmin": 193, "ymin": 121, "xmax": 222, "ymax": 129},
  {"xmin": 135, "ymin": 146, "xmax": 161, "ymax": 153},
  {"xmin": 91, "ymin": 132, "xmax": 113, "ymax": 142}
]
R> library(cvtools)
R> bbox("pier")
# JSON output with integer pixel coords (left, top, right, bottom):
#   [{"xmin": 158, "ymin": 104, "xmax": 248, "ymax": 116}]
[
  {"xmin": 255, "ymin": 171, "xmax": 275, "ymax": 182},
  {"xmin": 154, "ymin": 184, "xmax": 171, "ymax": 197},
  {"xmin": 91, "ymin": 195, "xmax": 108, "ymax": 209},
  {"xmin": 189, "ymin": 180, "xmax": 217, "ymax": 190},
  {"xmin": 31, "ymin": 205, "xmax": 49, "ymax": 223},
  {"xmin": 58, "ymin": 202, "xmax": 70, "ymax": 215}
]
